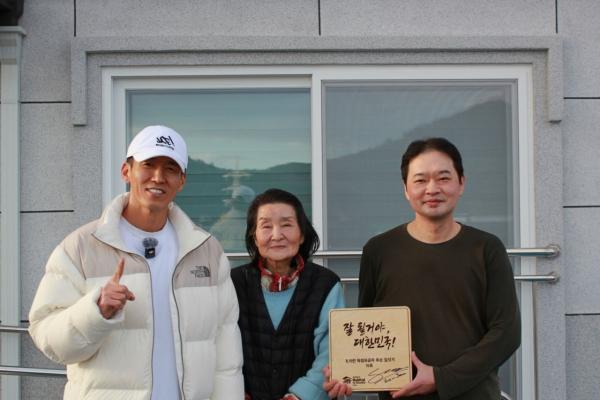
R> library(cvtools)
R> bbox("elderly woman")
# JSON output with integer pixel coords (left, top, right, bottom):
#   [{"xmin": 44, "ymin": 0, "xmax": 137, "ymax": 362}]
[{"xmin": 231, "ymin": 188, "xmax": 345, "ymax": 400}]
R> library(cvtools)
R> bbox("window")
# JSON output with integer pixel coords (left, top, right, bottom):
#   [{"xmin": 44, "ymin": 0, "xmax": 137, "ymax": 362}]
[
  {"xmin": 126, "ymin": 88, "xmax": 311, "ymax": 252},
  {"xmin": 105, "ymin": 65, "xmax": 534, "ymax": 399},
  {"xmin": 323, "ymin": 81, "xmax": 516, "ymax": 248}
]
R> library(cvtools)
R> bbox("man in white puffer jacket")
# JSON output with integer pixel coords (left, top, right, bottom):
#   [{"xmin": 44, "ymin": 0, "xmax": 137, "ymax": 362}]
[{"xmin": 29, "ymin": 125, "xmax": 244, "ymax": 400}]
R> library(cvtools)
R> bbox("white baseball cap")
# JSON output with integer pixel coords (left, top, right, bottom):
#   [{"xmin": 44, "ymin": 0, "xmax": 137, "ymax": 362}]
[{"xmin": 126, "ymin": 125, "xmax": 188, "ymax": 172}]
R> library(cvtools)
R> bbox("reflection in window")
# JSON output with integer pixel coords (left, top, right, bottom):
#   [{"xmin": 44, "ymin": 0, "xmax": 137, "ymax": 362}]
[
  {"xmin": 127, "ymin": 88, "xmax": 311, "ymax": 252},
  {"xmin": 323, "ymin": 82, "xmax": 516, "ymax": 249}
]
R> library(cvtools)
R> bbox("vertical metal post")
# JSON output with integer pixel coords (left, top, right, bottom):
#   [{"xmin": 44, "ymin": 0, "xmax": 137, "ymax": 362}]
[{"xmin": 0, "ymin": 26, "xmax": 25, "ymax": 400}]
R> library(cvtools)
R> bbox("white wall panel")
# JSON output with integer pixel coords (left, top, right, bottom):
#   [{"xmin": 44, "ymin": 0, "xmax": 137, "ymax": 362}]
[
  {"xmin": 21, "ymin": 104, "xmax": 73, "ymax": 211},
  {"xmin": 560, "ymin": 0, "xmax": 600, "ymax": 96}
]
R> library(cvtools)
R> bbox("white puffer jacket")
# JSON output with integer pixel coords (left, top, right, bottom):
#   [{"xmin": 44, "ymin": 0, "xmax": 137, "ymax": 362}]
[{"xmin": 29, "ymin": 194, "xmax": 244, "ymax": 399}]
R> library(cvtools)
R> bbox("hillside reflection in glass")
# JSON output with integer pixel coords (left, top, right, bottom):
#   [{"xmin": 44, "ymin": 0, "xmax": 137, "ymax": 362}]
[{"xmin": 126, "ymin": 88, "xmax": 312, "ymax": 253}]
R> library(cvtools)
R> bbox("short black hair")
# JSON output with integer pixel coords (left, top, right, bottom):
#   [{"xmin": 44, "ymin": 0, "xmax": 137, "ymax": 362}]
[
  {"xmin": 245, "ymin": 188, "xmax": 320, "ymax": 264},
  {"xmin": 401, "ymin": 137, "xmax": 464, "ymax": 184}
]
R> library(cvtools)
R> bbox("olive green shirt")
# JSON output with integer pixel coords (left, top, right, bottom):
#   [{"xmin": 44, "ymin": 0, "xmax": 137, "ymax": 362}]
[{"xmin": 359, "ymin": 224, "xmax": 521, "ymax": 400}]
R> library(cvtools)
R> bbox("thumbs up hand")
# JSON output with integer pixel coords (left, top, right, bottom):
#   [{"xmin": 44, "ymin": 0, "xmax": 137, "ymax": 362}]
[{"xmin": 97, "ymin": 258, "xmax": 135, "ymax": 319}]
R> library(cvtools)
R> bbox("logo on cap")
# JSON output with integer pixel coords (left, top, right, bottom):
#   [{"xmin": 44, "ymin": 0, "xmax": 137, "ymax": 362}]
[{"xmin": 156, "ymin": 135, "xmax": 175, "ymax": 150}]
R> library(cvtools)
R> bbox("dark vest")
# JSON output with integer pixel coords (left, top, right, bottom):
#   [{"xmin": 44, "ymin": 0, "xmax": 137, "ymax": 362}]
[{"xmin": 231, "ymin": 261, "xmax": 340, "ymax": 400}]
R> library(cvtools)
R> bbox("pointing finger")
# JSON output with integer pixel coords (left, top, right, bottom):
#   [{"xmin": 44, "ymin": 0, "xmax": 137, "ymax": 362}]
[{"xmin": 111, "ymin": 258, "xmax": 125, "ymax": 283}]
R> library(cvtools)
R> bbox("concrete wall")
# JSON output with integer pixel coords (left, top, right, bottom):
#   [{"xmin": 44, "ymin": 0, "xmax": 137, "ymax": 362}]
[
  {"xmin": 558, "ymin": 0, "xmax": 600, "ymax": 398},
  {"xmin": 11, "ymin": 0, "xmax": 600, "ymax": 399}
]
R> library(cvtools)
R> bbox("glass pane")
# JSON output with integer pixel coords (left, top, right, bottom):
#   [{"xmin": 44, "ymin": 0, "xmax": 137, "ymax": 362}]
[
  {"xmin": 127, "ymin": 88, "xmax": 311, "ymax": 252},
  {"xmin": 323, "ymin": 82, "xmax": 516, "ymax": 249},
  {"xmin": 323, "ymin": 81, "xmax": 517, "ymax": 398}
]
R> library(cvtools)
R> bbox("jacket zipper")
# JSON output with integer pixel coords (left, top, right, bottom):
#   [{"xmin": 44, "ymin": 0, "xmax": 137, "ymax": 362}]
[
  {"xmin": 171, "ymin": 240, "xmax": 209, "ymax": 400},
  {"xmin": 143, "ymin": 256, "xmax": 156, "ymax": 400},
  {"xmin": 123, "ymin": 253, "xmax": 155, "ymax": 400},
  {"xmin": 171, "ymin": 264, "xmax": 186, "ymax": 400},
  {"xmin": 135, "ymin": 251, "xmax": 187, "ymax": 399}
]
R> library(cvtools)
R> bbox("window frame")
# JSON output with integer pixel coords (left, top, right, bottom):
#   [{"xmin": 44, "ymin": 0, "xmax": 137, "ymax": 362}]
[{"xmin": 102, "ymin": 64, "xmax": 535, "ymax": 400}]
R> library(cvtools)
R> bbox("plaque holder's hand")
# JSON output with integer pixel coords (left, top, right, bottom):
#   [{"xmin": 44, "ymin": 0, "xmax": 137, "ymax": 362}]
[
  {"xmin": 323, "ymin": 365, "xmax": 353, "ymax": 399},
  {"xmin": 390, "ymin": 352, "xmax": 435, "ymax": 398}
]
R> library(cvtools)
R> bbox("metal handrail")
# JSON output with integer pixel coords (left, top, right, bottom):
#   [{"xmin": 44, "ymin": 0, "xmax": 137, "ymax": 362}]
[
  {"xmin": 0, "ymin": 326, "xmax": 68, "ymax": 377},
  {"xmin": 514, "ymin": 272, "xmax": 559, "ymax": 283},
  {"xmin": 501, "ymin": 391, "xmax": 514, "ymax": 400},
  {"xmin": 0, "ymin": 325, "xmax": 67, "ymax": 377},
  {"xmin": 0, "ymin": 366, "xmax": 66, "ymax": 378},
  {"xmin": 0, "ymin": 325, "xmax": 28, "ymax": 333},
  {"xmin": 339, "ymin": 271, "xmax": 558, "ymax": 284},
  {"xmin": 226, "ymin": 244, "xmax": 560, "ymax": 260}
]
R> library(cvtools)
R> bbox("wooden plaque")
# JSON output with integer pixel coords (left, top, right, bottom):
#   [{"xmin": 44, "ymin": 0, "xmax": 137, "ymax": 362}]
[{"xmin": 329, "ymin": 307, "xmax": 412, "ymax": 392}]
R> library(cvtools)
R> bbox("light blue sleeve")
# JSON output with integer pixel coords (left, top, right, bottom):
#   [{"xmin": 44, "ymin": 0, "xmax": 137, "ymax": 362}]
[{"xmin": 289, "ymin": 282, "xmax": 346, "ymax": 400}]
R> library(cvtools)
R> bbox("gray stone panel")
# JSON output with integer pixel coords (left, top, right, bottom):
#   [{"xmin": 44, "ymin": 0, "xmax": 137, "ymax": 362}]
[
  {"xmin": 21, "ymin": 334, "xmax": 65, "ymax": 400},
  {"xmin": 20, "ymin": 0, "xmax": 73, "ymax": 101},
  {"xmin": 21, "ymin": 103, "xmax": 73, "ymax": 212},
  {"xmin": 321, "ymin": 0, "xmax": 555, "ymax": 36},
  {"xmin": 560, "ymin": 0, "xmax": 600, "ymax": 96},
  {"xmin": 564, "ymin": 208, "xmax": 600, "ymax": 314},
  {"xmin": 19, "ymin": 213, "xmax": 83, "ymax": 399},
  {"xmin": 21, "ymin": 212, "xmax": 79, "ymax": 318},
  {"xmin": 77, "ymin": 0, "xmax": 318, "ymax": 37},
  {"xmin": 71, "ymin": 125, "xmax": 103, "ymax": 226},
  {"xmin": 533, "ymin": 118, "xmax": 567, "ymax": 400},
  {"xmin": 566, "ymin": 315, "xmax": 600, "ymax": 399},
  {"xmin": 562, "ymin": 100, "xmax": 600, "ymax": 206},
  {"xmin": 20, "ymin": 211, "xmax": 74, "ymax": 396}
]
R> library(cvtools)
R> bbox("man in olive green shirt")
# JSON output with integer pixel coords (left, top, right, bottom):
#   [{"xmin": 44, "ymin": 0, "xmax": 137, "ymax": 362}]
[{"xmin": 325, "ymin": 138, "xmax": 520, "ymax": 400}]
